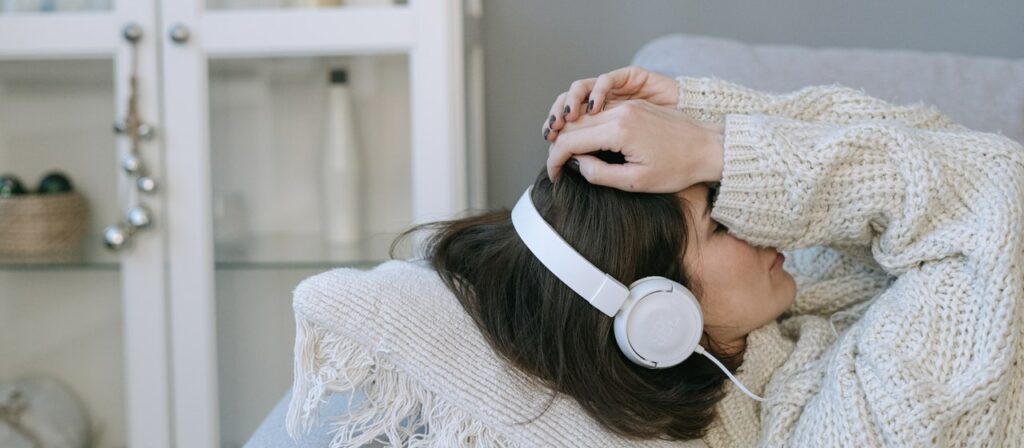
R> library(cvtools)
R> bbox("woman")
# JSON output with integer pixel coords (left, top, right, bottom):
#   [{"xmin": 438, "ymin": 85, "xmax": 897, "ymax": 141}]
[{"xmin": 397, "ymin": 66, "xmax": 1024, "ymax": 446}]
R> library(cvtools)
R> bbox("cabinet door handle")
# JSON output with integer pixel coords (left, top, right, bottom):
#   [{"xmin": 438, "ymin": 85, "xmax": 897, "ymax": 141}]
[{"xmin": 168, "ymin": 24, "xmax": 190, "ymax": 44}]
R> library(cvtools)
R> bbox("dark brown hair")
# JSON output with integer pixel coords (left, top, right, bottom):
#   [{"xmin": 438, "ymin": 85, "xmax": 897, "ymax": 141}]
[{"xmin": 389, "ymin": 152, "xmax": 744, "ymax": 441}]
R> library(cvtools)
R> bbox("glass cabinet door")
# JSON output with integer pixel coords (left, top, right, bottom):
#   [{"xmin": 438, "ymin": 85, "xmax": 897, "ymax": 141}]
[
  {"xmin": 209, "ymin": 54, "xmax": 411, "ymax": 447},
  {"xmin": 160, "ymin": 1, "xmax": 474, "ymax": 446},
  {"xmin": 0, "ymin": 5, "xmax": 171, "ymax": 444},
  {"xmin": 0, "ymin": 58, "xmax": 126, "ymax": 448}
]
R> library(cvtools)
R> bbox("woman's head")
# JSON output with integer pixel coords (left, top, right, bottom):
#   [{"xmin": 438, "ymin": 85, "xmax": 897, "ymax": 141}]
[
  {"xmin": 391, "ymin": 152, "xmax": 795, "ymax": 440},
  {"xmin": 675, "ymin": 182, "xmax": 797, "ymax": 355}
]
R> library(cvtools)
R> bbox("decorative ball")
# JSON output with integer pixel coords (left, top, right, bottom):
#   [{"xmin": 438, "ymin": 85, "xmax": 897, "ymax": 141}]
[
  {"xmin": 121, "ymin": 154, "xmax": 142, "ymax": 175},
  {"xmin": 0, "ymin": 174, "xmax": 27, "ymax": 197},
  {"xmin": 103, "ymin": 223, "xmax": 130, "ymax": 250},
  {"xmin": 136, "ymin": 176, "xmax": 158, "ymax": 193},
  {"xmin": 127, "ymin": 205, "xmax": 152, "ymax": 229},
  {"xmin": 37, "ymin": 171, "xmax": 74, "ymax": 194}
]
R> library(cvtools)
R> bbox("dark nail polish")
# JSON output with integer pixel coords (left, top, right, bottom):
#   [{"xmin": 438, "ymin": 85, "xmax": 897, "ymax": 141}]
[
  {"xmin": 586, "ymin": 99, "xmax": 593, "ymax": 113},
  {"xmin": 549, "ymin": 115, "xmax": 555, "ymax": 126},
  {"xmin": 543, "ymin": 128, "xmax": 550, "ymax": 140},
  {"xmin": 563, "ymin": 105, "xmax": 570, "ymax": 116},
  {"xmin": 567, "ymin": 157, "xmax": 580, "ymax": 171}
]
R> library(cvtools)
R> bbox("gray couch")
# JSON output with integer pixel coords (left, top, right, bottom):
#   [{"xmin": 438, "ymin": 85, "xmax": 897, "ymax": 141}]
[{"xmin": 246, "ymin": 32, "xmax": 1024, "ymax": 447}]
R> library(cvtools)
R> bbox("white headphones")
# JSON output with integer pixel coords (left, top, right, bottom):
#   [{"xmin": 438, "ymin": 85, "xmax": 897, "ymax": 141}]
[{"xmin": 510, "ymin": 185, "xmax": 765, "ymax": 401}]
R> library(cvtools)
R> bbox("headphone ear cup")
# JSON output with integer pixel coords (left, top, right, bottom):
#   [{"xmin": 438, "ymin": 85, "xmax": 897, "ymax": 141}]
[{"xmin": 614, "ymin": 277, "xmax": 703, "ymax": 368}]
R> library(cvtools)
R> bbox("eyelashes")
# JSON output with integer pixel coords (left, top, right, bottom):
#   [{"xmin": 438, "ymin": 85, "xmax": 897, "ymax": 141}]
[
  {"xmin": 708, "ymin": 183, "xmax": 721, "ymax": 208},
  {"xmin": 708, "ymin": 183, "xmax": 727, "ymax": 233}
]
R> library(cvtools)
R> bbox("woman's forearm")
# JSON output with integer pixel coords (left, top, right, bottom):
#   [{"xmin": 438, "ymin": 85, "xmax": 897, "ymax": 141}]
[
  {"xmin": 697, "ymin": 121, "xmax": 725, "ymax": 184},
  {"xmin": 676, "ymin": 76, "xmax": 964, "ymax": 132}
]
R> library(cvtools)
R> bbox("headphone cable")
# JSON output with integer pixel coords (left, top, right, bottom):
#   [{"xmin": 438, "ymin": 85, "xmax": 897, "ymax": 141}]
[{"xmin": 694, "ymin": 345, "xmax": 766, "ymax": 402}]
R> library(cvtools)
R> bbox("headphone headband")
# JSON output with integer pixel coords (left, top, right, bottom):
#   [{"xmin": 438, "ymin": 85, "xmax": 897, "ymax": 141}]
[{"xmin": 510, "ymin": 185, "xmax": 629, "ymax": 317}]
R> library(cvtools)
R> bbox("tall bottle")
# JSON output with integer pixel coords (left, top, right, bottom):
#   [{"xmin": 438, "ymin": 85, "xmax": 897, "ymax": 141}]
[{"xmin": 320, "ymin": 68, "xmax": 363, "ymax": 247}]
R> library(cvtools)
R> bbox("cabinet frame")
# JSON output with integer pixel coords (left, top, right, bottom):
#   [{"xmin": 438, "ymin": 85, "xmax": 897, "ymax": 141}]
[
  {"xmin": 159, "ymin": 1, "xmax": 472, "ymax": 446},
  {"xmin": 0, "ymin": 0, "xmax": 479, "ymax": 446},
  {"xmin": 0, "ymin": 3, "xmax": 173, "ymax": 448}
]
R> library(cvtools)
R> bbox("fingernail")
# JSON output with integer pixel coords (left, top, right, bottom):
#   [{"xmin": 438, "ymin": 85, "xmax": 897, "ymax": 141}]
[
  {"xmin": 567, "ymin": 157, "xmax": 580, "ymax": 171},
  {"xmin": 549, "ymin": 115, "xmax": 555, "ymax": 127},
  {"xmin": 543, "ymin": 128, "xmax": 550, "ymax": 140},
  {"xmin": 563, "ymin": 105, "xmax": 570, "ymax": 116},
  {"xmin": 587, "ymin": 99, "xmax": 593, "ymax": 113}
]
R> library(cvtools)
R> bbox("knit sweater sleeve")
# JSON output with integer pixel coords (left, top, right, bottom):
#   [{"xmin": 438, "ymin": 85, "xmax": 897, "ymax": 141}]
[
  {"xmin": 709, "ymin": 112, "xmax": 1023, "ymax": 275},
  {"xmin": 677, "ymin": 76, "xmax": 964, "ymax": 306},
  {"xmin": 706, "ymin": 102, "xmax": 1024, "ymax": 443},
  {"xmin": 675, "ymin": 76, "xmax": 965, "ymax": 131}
]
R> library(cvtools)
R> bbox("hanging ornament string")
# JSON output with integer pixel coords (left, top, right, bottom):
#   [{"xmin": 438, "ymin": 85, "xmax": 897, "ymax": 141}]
[{"xmin": 104, "ymin": 23, "xmax": 157, "ymax": 251}]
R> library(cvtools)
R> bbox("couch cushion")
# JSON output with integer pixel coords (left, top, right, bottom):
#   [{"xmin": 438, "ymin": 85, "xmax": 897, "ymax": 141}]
[{"xmin": 632, "ymin": 33, "xmax": 1024, "ymax": 144}]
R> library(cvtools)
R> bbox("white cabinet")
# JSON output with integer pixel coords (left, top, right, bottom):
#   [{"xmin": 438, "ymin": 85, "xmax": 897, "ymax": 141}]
[{"xmin": 0, "ymin": 1, "xmax": 484, "ymax": 446}]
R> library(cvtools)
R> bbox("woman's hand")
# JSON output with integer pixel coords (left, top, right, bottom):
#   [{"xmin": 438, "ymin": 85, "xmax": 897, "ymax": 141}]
[
  {"xmin": 546, "ymin": 99, "xmax": 725, "ymax": 193},
  {"xmin": 542, "ymin": 66, "xmax": 678, "ymax": 142}
]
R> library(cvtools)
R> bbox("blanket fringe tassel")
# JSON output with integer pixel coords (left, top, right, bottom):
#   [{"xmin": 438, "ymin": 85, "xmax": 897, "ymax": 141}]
[{"xmin": 285, "ymin": 317, "xmax": 514, "ymax": 447}]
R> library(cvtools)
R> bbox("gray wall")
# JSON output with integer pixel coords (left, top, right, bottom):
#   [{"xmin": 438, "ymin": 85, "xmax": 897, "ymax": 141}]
[{"xmin": 480, "ymin": 0, "xmax": 1024, "ymax": 209}]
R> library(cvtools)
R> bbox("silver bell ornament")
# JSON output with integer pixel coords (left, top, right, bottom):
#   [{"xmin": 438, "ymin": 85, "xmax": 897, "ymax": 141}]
[
  {"xmin": 127, "ymin": 205, "xmax": 153, "ymax": 230},
  {"xmin": 121, "ymin": 153, "xmax": 142, "ymax": 176},
  {"xmin": 104, "ymin": 21, "xmax": 158, "ymax": 254},
  {"xmin": 136, "ymin": 176, "xmax": 158, "ymax": 193},
  {"xmin": 103, "ymin": 223, "xmax": 132, "ymax": 250},
  {"xmin": 137, "ymin": 123, "xmax": 156, "ymax": 140}
]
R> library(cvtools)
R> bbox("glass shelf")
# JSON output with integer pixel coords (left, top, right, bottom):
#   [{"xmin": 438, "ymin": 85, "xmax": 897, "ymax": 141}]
[
  {"xmin": 0, "ymin": 258, "xmax": 390, "ymax": 271},
  {"xmin": 0, "ymin": 0, "xmax": 111, "ymax": 14},
  {"xmin": 206, "ymin": 0, "xmax": 406, "ymax": 10},
  {"xmin": 215, "ymin": 233, "xmax": 407, "ymax": 268},
  {"xmin": 0, "ymin": 260, "xmax": 120, "ymax": 270}
]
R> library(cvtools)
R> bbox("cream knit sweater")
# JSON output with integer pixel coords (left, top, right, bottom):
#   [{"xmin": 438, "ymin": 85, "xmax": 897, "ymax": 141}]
[{"xmin": 676, "ymin": 76, "xmax": 1024, "ymax": 447}]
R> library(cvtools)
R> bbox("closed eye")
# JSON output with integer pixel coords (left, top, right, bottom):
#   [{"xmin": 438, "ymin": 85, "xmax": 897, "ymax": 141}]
[{"xmin": 707, "ymin": 183, "xmax": 727, "ymax": 233}]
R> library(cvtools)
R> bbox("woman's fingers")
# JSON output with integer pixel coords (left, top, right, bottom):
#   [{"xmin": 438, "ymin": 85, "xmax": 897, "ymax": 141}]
[
  {"xmin": 547, "ymin": 121, "xmax": 622, "ymax": 183},
  {"xmin": 544, "ymin": 66, "xmax": 680, "ymax": 142},
  {"xmin": 543, "ymin": 73, "xmax": 630, "ymax": 141},
  {"xmin": 542, "ymin": 92, "xmax": 568, "ymax": 141},
  {"xmin": 544, "ymin": 101, "xmax": 630, "ymax": 178},
  {"xmin": 571, "ymin": 153, "xmax": 642, "ymax": 191},
  {"xmin": 543, "ymin": 78, "xmax": 598, "ymax": 141},
  {"xmin": 556, "ymin": 100, "xmax": 623, "ymax": 133},
  {"xmin": 561, "ymin": 78, "xmax": 597, "ymax": 123},
  {"xmin": 546, "ymin": 94, "xmax": 625, "ymax": 143},
  {"xmin": 546, "ymin": 98, "xmax": 710, "ymax": 194},
  {"xmin": 587, "ymin": 66, "xmax": 634, "ymax": 115}
]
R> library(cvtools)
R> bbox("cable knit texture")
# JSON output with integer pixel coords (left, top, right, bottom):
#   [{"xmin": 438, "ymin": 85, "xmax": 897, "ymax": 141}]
[
  {"xmin": 285, "ymin": 77, "xmax": 1024, "ymax": 447},
  {"xmin": 677, "ymin": 76, "xmax": 1024, "ymax": 447},
  {"xmin": 285, "ymin": 258, "xmax": 703, "ymax": 447}
]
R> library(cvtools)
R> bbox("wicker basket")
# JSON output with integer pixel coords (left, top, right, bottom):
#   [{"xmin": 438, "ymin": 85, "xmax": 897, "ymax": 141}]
[{"xmin": 0, "ymin": 192, "xmax": 90, "ymax": 263}]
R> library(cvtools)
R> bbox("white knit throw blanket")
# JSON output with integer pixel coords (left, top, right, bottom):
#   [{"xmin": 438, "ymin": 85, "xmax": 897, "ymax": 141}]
[
  {"xmin": 287, "ymin": 77, "xmax": 1024, "ymax": 447},
  {"xmin": 284, "ymin": 259, "xmax": 704, "ymax": 447}
]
